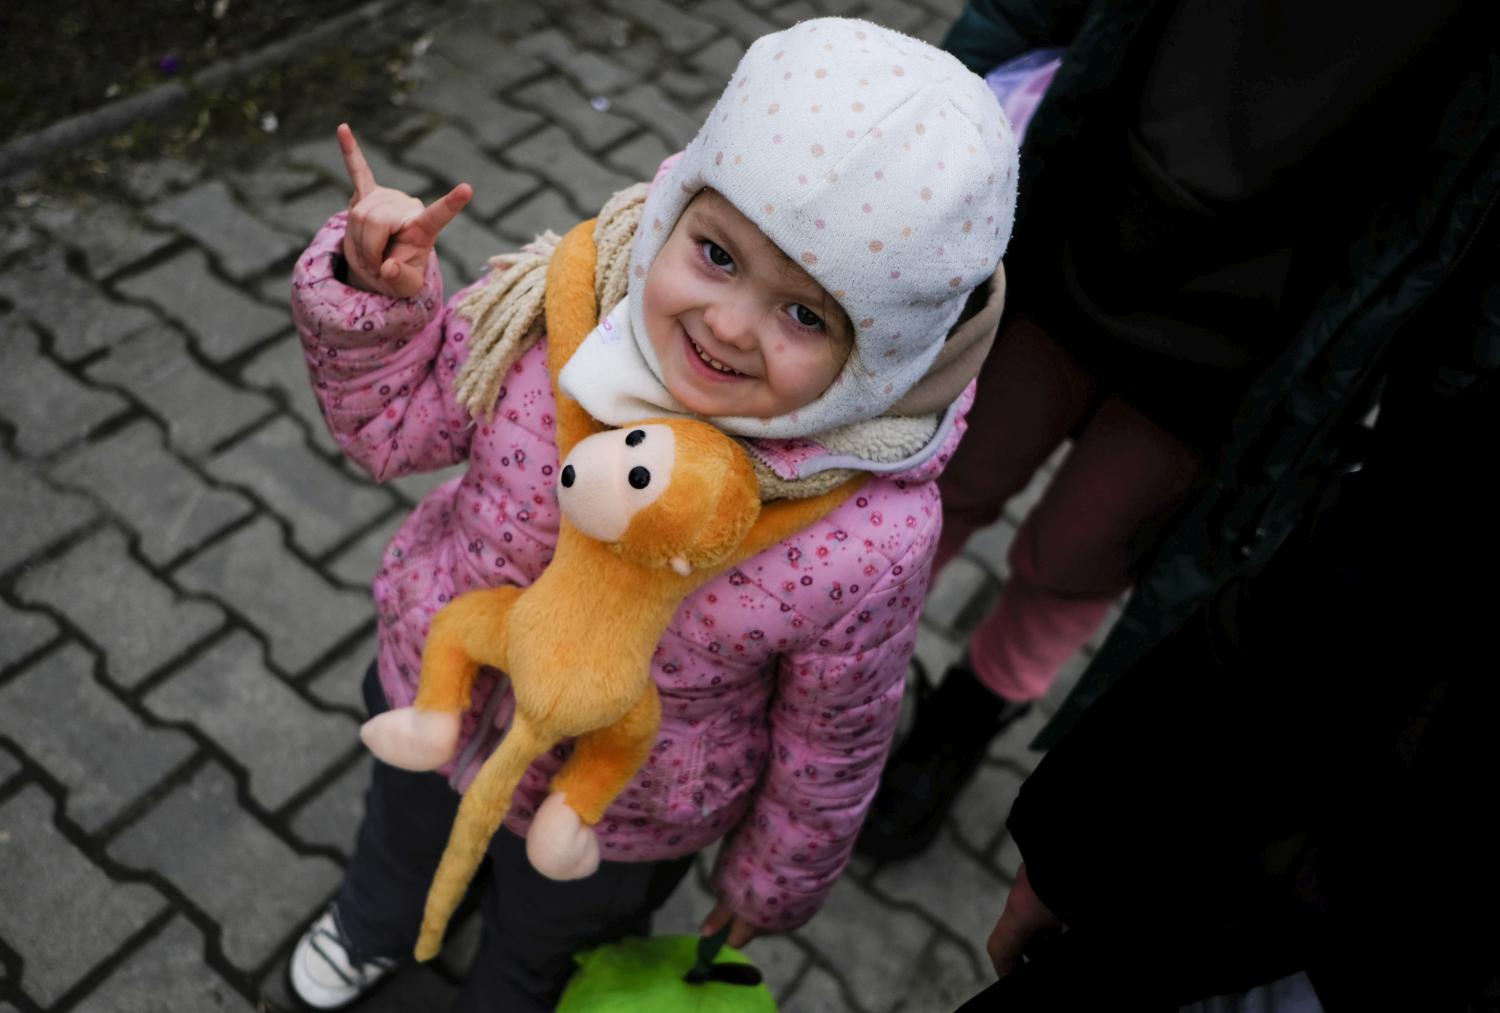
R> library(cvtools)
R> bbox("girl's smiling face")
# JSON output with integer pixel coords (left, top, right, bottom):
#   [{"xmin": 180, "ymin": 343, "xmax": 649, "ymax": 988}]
[{"xmin": 642, "ymin": 190, "xmax": 853, "ymax": 420}]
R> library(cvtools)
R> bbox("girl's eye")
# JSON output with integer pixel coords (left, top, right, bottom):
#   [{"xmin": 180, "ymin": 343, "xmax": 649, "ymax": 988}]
[
  {"xmin": 702, "ymin": 241, "xmax": 734, "ymax": 269},
  {"xmin": 789, "ymin": 303, "xmax": 824, "ymax": 329}
]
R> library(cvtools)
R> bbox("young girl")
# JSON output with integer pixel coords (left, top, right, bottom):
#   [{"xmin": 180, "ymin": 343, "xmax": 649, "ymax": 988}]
[{"xmin": 287, "ymin": 18, "xmax": 1018, "ymax": 1011}]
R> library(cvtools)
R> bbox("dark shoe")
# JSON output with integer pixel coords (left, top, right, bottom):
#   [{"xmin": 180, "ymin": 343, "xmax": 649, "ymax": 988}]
[{"xmin": 856, "ymin": 658, "xmax": 1032, "ymax": 861}]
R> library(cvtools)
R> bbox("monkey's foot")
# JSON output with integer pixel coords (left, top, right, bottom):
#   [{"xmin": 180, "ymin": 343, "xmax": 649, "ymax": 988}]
[
  {"xmin": 360, "ymin": 707, "xmax": 461, "ymax": 771},
  {"xmin": 527, "ymin": 792, "xmax": 601, "ymax": 880}
]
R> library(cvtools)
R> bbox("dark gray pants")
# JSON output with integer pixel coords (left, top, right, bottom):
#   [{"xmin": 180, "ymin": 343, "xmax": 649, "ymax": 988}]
[{"xmin": 336, "ymin": 663, "xmax": 695, "ymax": 1012}]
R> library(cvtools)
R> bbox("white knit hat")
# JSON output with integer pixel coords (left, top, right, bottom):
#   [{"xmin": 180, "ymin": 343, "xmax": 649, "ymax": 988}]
[{"xmin": 626, "ymin": 17, "xmax": 1019, "ymax": 437}]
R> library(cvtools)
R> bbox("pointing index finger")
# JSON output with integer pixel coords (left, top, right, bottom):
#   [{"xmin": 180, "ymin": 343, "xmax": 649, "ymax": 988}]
[{"xmin": 337, "ymin": 123, "xmax": 378, "ymax": 200}]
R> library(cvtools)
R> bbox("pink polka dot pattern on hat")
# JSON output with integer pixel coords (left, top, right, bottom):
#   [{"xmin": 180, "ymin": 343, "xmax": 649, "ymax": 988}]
[{"xmin": 626, "ymin": 15, "xmax": 1020, "ymax": 439}]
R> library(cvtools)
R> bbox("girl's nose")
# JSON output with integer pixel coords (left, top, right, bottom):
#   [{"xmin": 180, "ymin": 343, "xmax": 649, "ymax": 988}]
[{"xmin": 703, "ymin": 297, "xmax": 757, "ymax": 350}]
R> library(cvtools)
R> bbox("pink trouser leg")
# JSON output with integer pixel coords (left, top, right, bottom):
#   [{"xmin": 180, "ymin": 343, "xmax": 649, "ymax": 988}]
[{"xmin": 938, "ymin": 317, "xmax": 1199, "ymax": 703}]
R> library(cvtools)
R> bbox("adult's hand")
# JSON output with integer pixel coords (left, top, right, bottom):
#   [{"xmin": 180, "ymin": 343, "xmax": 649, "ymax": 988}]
[
  {"xmin": 337, "ymin": 122, "xmax": 472, "ymax": 297},
  {"xmin": 986, "ymin": 863, "xmax": 1062, "ymax": 977}
]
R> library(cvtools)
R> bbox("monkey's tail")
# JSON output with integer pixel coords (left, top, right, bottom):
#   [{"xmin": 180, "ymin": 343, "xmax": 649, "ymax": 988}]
[{"xmin": 414, "ymin": 714, "xmax": 552, "ymax": 961}]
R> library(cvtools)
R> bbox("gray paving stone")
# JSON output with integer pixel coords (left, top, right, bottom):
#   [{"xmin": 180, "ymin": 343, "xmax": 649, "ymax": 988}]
[
  {"xmin": 50, "ymin": 420, "xmax": 255, "ymax": 567},
  {"xmin": 406, "ymin": 126, "xmax": 538, "ymax": 220},
  {"xmin": 31, "ymin": 196, "xmax": 177, "ymax": 280},
  {"xmin": 767, "ymin": 0, "xmax": 821, "ymax": 25},
  {"xmin": 608, "ymin": 0, "xmax": 720, "ymax": 53},
  {"xmin": 922, "ymin": 555, "xmax": 990, "ymax": 634},
  {"xmin": 145, "ymin": 181, "xmax": 304, "ymax": 280},
  {"xmin": 107, "ymin": 761, "xmax": 342, "ymax": 971},
  {"xmin": 778, "ymin": 963, "xmax": 852, "ymax": 1012},
  {"xmin": 0, "ymin": 786, "xmax": 167, "ymax": 1006},
  {"xmin": 954, "ymin": 765, "xmax": 1026, "ymax": 858},
  {"xmin": 0, "ymin": 746, "xmax": 20, "ymax": 788},
  {"xmin": 651, "ymin": 863, "xmax": 718, "ymax": 936},
  {"xmin": 288, "ymin": 754, "xmax": 373, "ymax": 855},
  {"xmin": 71, "ymin": 915, "xmax": 256, "ymax": 1013},
  {"xmin": 695, "ymin": 0, "xmax": 782, "ymax": 44},
  {"xmin": 122, "ymin": 157, "xmax": 202, "ymax": 203},
  {"xmin": 0, "ymin": 453, "xmax": 97, "ymax": 575},
  {"xmin": 116, "ymin": 250, "xmax": 287, "ymax": 362},
  {"xmin": 226, "ymin": 163, "xmax": 323, "ymax": 210},
  {"xmin": 434, "ymin": 211, "xmax": 508, "ymax": 286},
  {"xmin": 603, "ymin": 130, "xmax": 675, "ymax": 183},
  {"xmin": 406, "ymin": 69, "xmax": 548, "ymax": 151},
  {"xmin": 985, "ymin": 707, "xmax": 1048, "ymax": 771},
  {"xmin": 508, "ymin": 126, "xmax": 637, "ymax": 216},
  {"xmin": 173, "ymin": 517, "xmax": 371, "ymax": 674},
  {"xmin": 806, "ymin": 0, "xmax": 864, "ymax": 14},
  {"xmin": 0, "ymin": 248, "xmax": 156, "ymax": 361},
  {"xmin": 85, "ymin": 327, "xmax": 275, "ymax": 457},
  {"xmin": 0, "ymin": 642, "xmax": 197, "ymax": 831},
  {"xmin": 207, "ymin": 418, "xmax": 393, "ymax": 558},
  {"xmin": 240, "ymin": 336, "xmax": 339, "ymax": 456},
  {"xmin": 687, "ymin": 35, "xmax": 748, "ymax": 89},
  {"xmin": 795, "ymin": 877, "xmax": 933, "ymax": 1012},
  {"xmin": 610, "ymin": 81, "xmax": 704, "ymax": 148},
  {"xmin": 873, "ymin": 828, "xmax": 1006, "ymax": 970},
  {"xmin": 494, "ymin": 187, "xmax": 582, "ymax": 247},
  {"xmin": 16, "ymin": 527, "xmax": 225, "ymax": 687},
  {"xmin": 1039, "ymin": 646, "xmax": 1093, "ymax": 719},
  {"xmin": 912, "ymin": 623, "xmax": 963, "ymax": 686},
  {"xmin": 388, "ymin": 461, "xmax": 469, "ymax": 509},
  {"xmin": 656, "ymin": 67, "xmax": 722, "ymax": 104},
  {"xmin": 304, "ymin": 637, "xmax": 378, "ymax": 714},
  {"xmin": 254, "ymin": 184, "xmax": 346, "ymax": 240},
  {"xmin": 428, "ymin": 24, "xmax": 549, "ymax": 84},
  {"xmin": 895, "ymin": 936, "xmax": 993, "ymax": 1013},
  {"xmin": 963, "ymin": 515, "xmax": 1017, "ymax": 581},
  {"xmin": 511, "ymin": 76, "xmax": 639, "ymax": 153},
  {"xmin": 0, "ymin": 320, "xmax": 129, "ymax": 457},
  {"xmin": 0, "ymin": 597, "xmax": 58, "ymax": 672},
  {"xmin": 1005, "ymin": 459, "xmax": 1055, "ymax": 526},
  {"xmin": 0, "ymin": 215, "xmax": 40, "ymax": 259},
  {"xmin": 605, "ymin": 31, "xmax": 672, "ymax": 80},
  {"xmin": 521, "ymin": 29, "xmax": 638, "ymax": 96},
  {"xmin": 994, "ymin": 831, "xmax": 1022, "ymax": 880},
  {"xmin": 144, "ymin": 631, "xmax": 358, "ymax": 811},
  {"xmin": 283, "ymin": 137, "xmax": 431, "ymax": 197},
  {"xmin": 327, "ymin": 511, "xmax": 406, "ymax": 589},
  {"xmin": 857, "ymin": 0, "xmax": 936, "ymax": 35}
]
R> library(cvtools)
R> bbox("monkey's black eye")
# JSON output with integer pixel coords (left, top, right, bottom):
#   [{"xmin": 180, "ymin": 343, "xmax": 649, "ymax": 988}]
[
  {"xmin": 560, "ymin": 465, "xmax": 575, "ymax": 488},
  {"xmin": 625, "ymin": 429, "xmax": 646, "ymax": 447},
  {"xmin": 628, "ymin": 466, "xmax": 651, "ymax": 489}
]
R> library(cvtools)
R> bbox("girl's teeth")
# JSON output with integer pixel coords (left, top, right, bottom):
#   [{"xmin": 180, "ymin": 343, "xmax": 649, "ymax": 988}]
[{"xmin": 691, "ymin": 338, "xmax": 738, "ymax": 374}]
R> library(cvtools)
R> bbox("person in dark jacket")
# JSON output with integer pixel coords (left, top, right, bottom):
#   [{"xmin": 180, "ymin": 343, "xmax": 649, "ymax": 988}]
[
  {"xmin": 859, "ymin": 0, "xmax": 1496, "ymax": 861},
  {"xmin": 957, "ymin": 238, "xmax": 1500, "ymax": 1006}
]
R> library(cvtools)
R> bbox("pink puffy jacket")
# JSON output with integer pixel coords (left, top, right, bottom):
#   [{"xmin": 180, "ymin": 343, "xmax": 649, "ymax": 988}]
[{"xmin": 292, "ymin": 213, "xmax": 962, "ymax": 931}]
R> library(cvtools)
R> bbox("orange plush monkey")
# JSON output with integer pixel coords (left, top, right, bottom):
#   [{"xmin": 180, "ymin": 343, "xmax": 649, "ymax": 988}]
[{"xmin": 360, "ymin": 219, "xmax": 864, "ymax": 962}]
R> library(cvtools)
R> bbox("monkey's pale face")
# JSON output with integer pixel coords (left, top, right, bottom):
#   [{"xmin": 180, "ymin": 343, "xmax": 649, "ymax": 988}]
[{"xmin": 557, "ymin": 424, "xmax": 676, "ymax": 544}]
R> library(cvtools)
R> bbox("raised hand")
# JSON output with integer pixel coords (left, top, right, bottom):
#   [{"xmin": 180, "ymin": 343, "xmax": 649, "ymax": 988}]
[{"xmin": 337, "ymin": 122, "xmax": 473, "ymax": 298}]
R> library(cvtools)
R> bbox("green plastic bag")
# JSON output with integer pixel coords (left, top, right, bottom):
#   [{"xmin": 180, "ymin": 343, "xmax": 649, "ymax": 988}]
[{"xmin": 557, "ymin": 931, "xmax": 778, "ymax": 1012}]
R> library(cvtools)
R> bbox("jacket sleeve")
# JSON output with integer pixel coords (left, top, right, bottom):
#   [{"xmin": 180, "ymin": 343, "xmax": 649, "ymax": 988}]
[
  {"xmin": 291, "ymin": 211, "xmax": 476, "ymax": 482},
  {"xmin": 710, "ymin": 525, "xmax": 936, "ymax": 932},
  {"xmin": 941, "ymin": 0, "xmax": 1090, "ymax": 75}
]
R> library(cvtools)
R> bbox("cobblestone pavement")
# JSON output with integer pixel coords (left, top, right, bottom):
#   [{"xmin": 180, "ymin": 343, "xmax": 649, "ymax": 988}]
[{"xmin": 0, "ymin": 0, "xmax": 1113, "ymax": 1009}]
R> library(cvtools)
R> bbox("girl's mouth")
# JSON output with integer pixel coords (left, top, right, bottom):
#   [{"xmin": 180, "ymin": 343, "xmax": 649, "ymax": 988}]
[{"xmin": 686, "ymin": 333, "xmax": 744, "ymax": 377}]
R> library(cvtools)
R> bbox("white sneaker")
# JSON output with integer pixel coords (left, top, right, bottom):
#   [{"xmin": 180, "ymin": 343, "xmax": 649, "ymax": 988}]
[{"xmin": 288, "ymin": 904, "xmax": 398, "ymax": 1009}]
